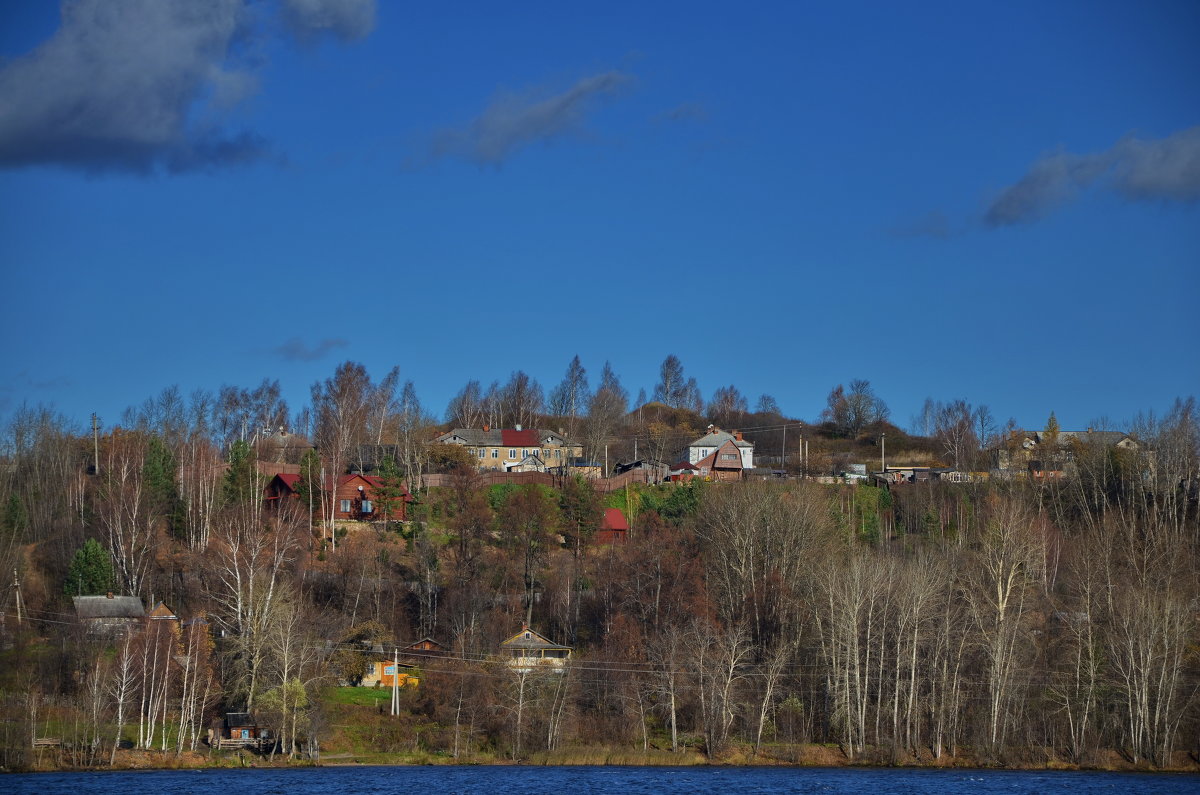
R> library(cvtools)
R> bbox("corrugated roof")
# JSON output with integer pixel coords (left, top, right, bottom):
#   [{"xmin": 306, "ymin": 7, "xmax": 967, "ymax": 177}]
[{"xmin": 74, "ymin": 595, "xmax": 145, "ymax": 620}]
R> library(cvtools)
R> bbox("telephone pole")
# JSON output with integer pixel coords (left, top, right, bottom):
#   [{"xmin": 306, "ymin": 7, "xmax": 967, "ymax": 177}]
[
  {"xmin": 11, "ymin": 569, "xmax": 22, "ymax": 624},
  {"xmin": 92, "ymin": 413, "xmax": 101, "ymax": 476},
  {"xmin": 391, "ymin": 647, "xmax": 400, "ymax": 716}
]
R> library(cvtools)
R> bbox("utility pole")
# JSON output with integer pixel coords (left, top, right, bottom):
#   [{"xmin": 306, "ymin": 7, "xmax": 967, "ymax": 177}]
[
  {"xmin": 12, "ymin": 569, "xmax": 22, "ymax": 624},
  {"xmin": 391, "ymin": 647, "xmax": 399, "ymax": 716},
  {"xmin": 92, "ymin": 413, "xmax": 101, "ymax": 476},
  {"xmin": 880, "ymin": 433, "xmax": 886, "ymax": 473},
  {"xmin": 781, "ymin": 423, "xmax": 787, "ymax": 475}
]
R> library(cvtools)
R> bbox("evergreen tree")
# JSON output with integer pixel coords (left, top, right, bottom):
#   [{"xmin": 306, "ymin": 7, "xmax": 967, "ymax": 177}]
[
  {"xmin": 223, "ymin": 438, "xmax": 262, "ymax": 505},
  {"xmin": 144, "ymin": 434, "xmax": 185, "ymax": 535},
  {"xmin": 65, "ymin": 538, "xmax": 114, "ymax": 596}
]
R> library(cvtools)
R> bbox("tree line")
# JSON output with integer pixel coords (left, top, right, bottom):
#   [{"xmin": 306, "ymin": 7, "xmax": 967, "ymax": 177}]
[{"xmin": 0, "ymin": 359, "xmax": 1196, "ymax": 769}]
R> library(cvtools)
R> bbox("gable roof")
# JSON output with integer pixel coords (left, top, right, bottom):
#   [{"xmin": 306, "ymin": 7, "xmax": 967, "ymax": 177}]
[
  {"xmin": 600, "ymin": 507, "xmax": 629, "ymax": 531},
  {"xmin": 500, "ymin": 625, "xmax": 571, "ymax": 651},
  {"xmin": 74, "ymin": 595, "xmax": 145, "ymax": 620},
  {"xmin": 148, "ymin": 601, "xmax": 178, "ymax": 620}
]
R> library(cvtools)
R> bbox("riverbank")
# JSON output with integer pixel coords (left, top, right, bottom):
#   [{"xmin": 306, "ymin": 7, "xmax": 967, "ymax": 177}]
[{"xmin": 9, "ymin": 743, "xmax": 1199, "ymax": 774}]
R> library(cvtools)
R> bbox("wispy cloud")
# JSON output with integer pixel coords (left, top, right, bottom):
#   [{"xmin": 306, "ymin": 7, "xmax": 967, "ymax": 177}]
[
  {"xmin": 280, "ymin": 0, "xmax": 376, "ymax": 44},
  {"xmin": 888, "ymin": 210, "xmax": 952, "ymax": 240},
  {"xmin": 430, "ymin": 71, "xmax": 633, "ymax": 166},
  {"xmin": 273, "ymin": 337, "xmax": 349, "ymax": 362},
  {"xmin": 0, "ymin": 0, "xmax": 375, "ymax": 175},
  {"xmin": 985, "ymin": 126, "xmax": 1200, "ymax": 226}
]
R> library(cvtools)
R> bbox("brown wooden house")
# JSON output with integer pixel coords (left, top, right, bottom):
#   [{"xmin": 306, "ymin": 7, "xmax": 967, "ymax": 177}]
[
  {"xmin": 209, "ymin": 712, "xmax": 272, "ymax": 750},
  {"xmin": 264, "ymin": 472, "xmax": 412, "ymax": 521},
  {"xmin": 400, "ymin": 637, "xmax": 448, "ymax": 661},
  {"xmin": 500, "ymin": 624, "xmax": 572, "ymax": 674},
  {"xmin": 596, "ymin": 507, "xmax": 629, "ymax": 544}
]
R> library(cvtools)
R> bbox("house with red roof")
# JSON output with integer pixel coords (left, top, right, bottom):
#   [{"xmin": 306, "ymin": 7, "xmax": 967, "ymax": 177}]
[
  {"xmin": 596, "ymin": 507, "xmax": 629, "ymax": 544},
  {"xmin": 264, "ymin": 472, "xmax": 412, "ymax": 521},
  {"xmin": 434, "ymin": 424, "xmax": 581, "ymax": 472}
]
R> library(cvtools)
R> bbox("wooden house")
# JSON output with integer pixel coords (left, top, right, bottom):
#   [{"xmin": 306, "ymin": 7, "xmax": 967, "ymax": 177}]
[
  {"xmin": 400, "ymin": 637, "xmax": 448, "ymax": 661},
  {"xmin": 596, "ymin": 507, "xmax": 629, "ymax": 544},
  {"xmin": 209, "ymin": 712, "xmax": 272, "ymax": 750},
  {"xmin": 73, "ymin": 593, "xmax": 144, "ymax": 636},
  {"xmin": 361, "ymin": 659, "xmax": 420, "ymax": 688},
  {"xmin": 264, "ymin": 472, "xmax": 412, "ymax": 521},
  {"xmin": 500, "ymin": 624, "xmax": 572, "ymax": 674}
]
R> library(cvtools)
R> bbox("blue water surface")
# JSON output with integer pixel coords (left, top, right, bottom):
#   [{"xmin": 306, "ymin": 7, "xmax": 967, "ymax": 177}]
[{"xmin": 6, "ymin": 765, "xmax": 1200, "ymax": 794}]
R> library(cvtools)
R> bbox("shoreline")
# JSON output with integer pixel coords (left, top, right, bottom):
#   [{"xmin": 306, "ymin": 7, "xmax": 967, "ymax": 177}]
[{"xmin": 9, "ymin": 745, "xmax": 1200, "ymax": 775}]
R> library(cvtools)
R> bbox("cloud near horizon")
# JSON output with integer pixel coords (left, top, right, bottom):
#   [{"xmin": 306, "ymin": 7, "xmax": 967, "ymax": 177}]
[
  {"xmin": 273, "ymin": 337, "xmax": 350, "ymax": 362},
  {"xmin": 0, "ymin": 0, "xmax": 376, "ymax": 175},
  {"xmin": 431, "ymin": 71, "xmax": 633, "ymax": 166},
  {"xmin": 985, "ymin": 125, "xmax": 1200, "ymax": 226}
]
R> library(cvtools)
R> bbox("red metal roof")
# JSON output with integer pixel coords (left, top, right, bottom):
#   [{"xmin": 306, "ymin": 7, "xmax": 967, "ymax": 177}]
[
  {"xmin": 600, "ymin": 507, "xmax": 629, "ymax": 531},
  {"xmin": 277, "ymin": 473, "xmax": 301, "ymax": 489},
  {"xmin": 501, "ymin": 428, "xmax": 540, "ymax": 447}
]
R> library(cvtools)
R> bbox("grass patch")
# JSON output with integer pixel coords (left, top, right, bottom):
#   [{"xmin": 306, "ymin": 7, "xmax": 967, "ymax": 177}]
[{"xmin": 323, "ymin": 686, "xmax": 396, "ymax": 708}]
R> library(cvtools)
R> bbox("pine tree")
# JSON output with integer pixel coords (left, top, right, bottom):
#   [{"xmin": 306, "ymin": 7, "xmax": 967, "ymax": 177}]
[{"xmin": 65, "ymin": 538, "xmax": 114, "ymax": 596}]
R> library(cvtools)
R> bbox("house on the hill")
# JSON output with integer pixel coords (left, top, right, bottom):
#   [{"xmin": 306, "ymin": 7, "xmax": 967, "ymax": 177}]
[
  {"xmin": 435, "ymin": 425, "xmax": 581, "ymax": 472},
  {"xmin": 596, "ymin": 507, "xmax": 629, "ymax": 544},
  {"xmin": 147, "ymin": 601, "xmax": 179, "ymax": 627},
  {"xmin": 500, "ymin": 624, "xmax": 572, "ymax": 674},
  {"xmin": 361, "ymin": 659, "xmax": 420, "ymax": 688},
  {"xmin": 264, "ymin": 472, "xmax": 412, "ymax": 521},
  {"xmin": 992, "ymin": 428, "xmax": 1145, "ymax": 479},
  {"xmin": 73, "ymin": 593, "xmax": 144, "ymax": 636},
  {"xmin": 400, "ymin": 637, "xmax": 448, "ymax": 661},
  {"xmin": 685, "ymin": 426, "xmax": 754, "ymax": 481}
]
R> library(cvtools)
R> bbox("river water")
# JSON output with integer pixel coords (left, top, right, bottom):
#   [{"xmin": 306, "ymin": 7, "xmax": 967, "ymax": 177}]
[{"xmin": 6, "ymin": 765, "xmax": 1200, "ymax": 794}]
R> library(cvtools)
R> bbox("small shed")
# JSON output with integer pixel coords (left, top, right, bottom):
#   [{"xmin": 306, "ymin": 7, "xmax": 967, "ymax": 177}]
[{"xmin": 596, "ymin": 508, "xmax": 629, "ymax": 545}]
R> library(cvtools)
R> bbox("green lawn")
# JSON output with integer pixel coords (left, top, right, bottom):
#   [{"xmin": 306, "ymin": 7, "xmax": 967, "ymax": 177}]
[{"xmin": 324, "ymin": 686, "xmax": 396, "ymax": 707}]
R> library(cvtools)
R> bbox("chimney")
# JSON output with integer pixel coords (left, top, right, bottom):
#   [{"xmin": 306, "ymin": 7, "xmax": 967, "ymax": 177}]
[
  {"xmin": 483, "ymin": 424, "xmax": 490, "ymax": 433},
  {"xmin": 734, "ymin": 431, "xmax": 743, "ymax": 441},
  {"xmin": 515, "ymin": 424, "xmax": 523, "ymax": 431},
  {"xmin": 106, "ymin": 592, "xmax": 114, "ymax": 599}
]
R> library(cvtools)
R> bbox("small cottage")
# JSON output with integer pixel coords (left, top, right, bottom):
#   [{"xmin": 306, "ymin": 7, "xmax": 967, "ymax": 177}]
[
  {"xmin": 500, "ymin": 624, "xmax": 572, "ymax": 674},
  {"xmin": 596, "ymin": 508, "xmax": 629, "ymax": 545},
  {"xmin": 209, "ymin": 712, "xmax": 272, "ymax": 750}
]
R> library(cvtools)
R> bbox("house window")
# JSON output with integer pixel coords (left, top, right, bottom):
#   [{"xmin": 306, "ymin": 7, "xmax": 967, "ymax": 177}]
[
  {"xmin": 361, "ymin": 500, "xmax": 373, "ymax": 513},
  {"xmin": 522, "ymin": 449, "xmax": 528, "ymax": 458},
  {"xmin": 721, "ymin": 453, "xmax": 737, "ymax": 461},
  {"xmin": 509, "ymin": 449, "xmax": 516, "ymax": 459},
  {"xmin": 340, "ymin": 499, "xmax": 352, "ymax": 513},
  {"xmin": 492, "ymin": 449, "xmax": 499, "ymax": 458},
  {"xmin": 479, "ymin": 449, "xmax": 486, "ymax": 458}
]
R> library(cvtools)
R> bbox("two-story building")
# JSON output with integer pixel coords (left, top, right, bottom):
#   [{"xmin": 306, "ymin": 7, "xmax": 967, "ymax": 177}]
[
  {"xmin": 683, "ymin": 426, "xmax": 755, "ymax": 481},
  {"xmin": 434, "ymin": 425, "xmax": 582, "ymax": 472}
]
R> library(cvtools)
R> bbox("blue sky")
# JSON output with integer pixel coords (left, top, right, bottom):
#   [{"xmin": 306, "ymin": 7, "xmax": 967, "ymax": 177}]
[{"xmin": 1, "ymin": 0, "xmax": 1197, "ymax": 434}]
